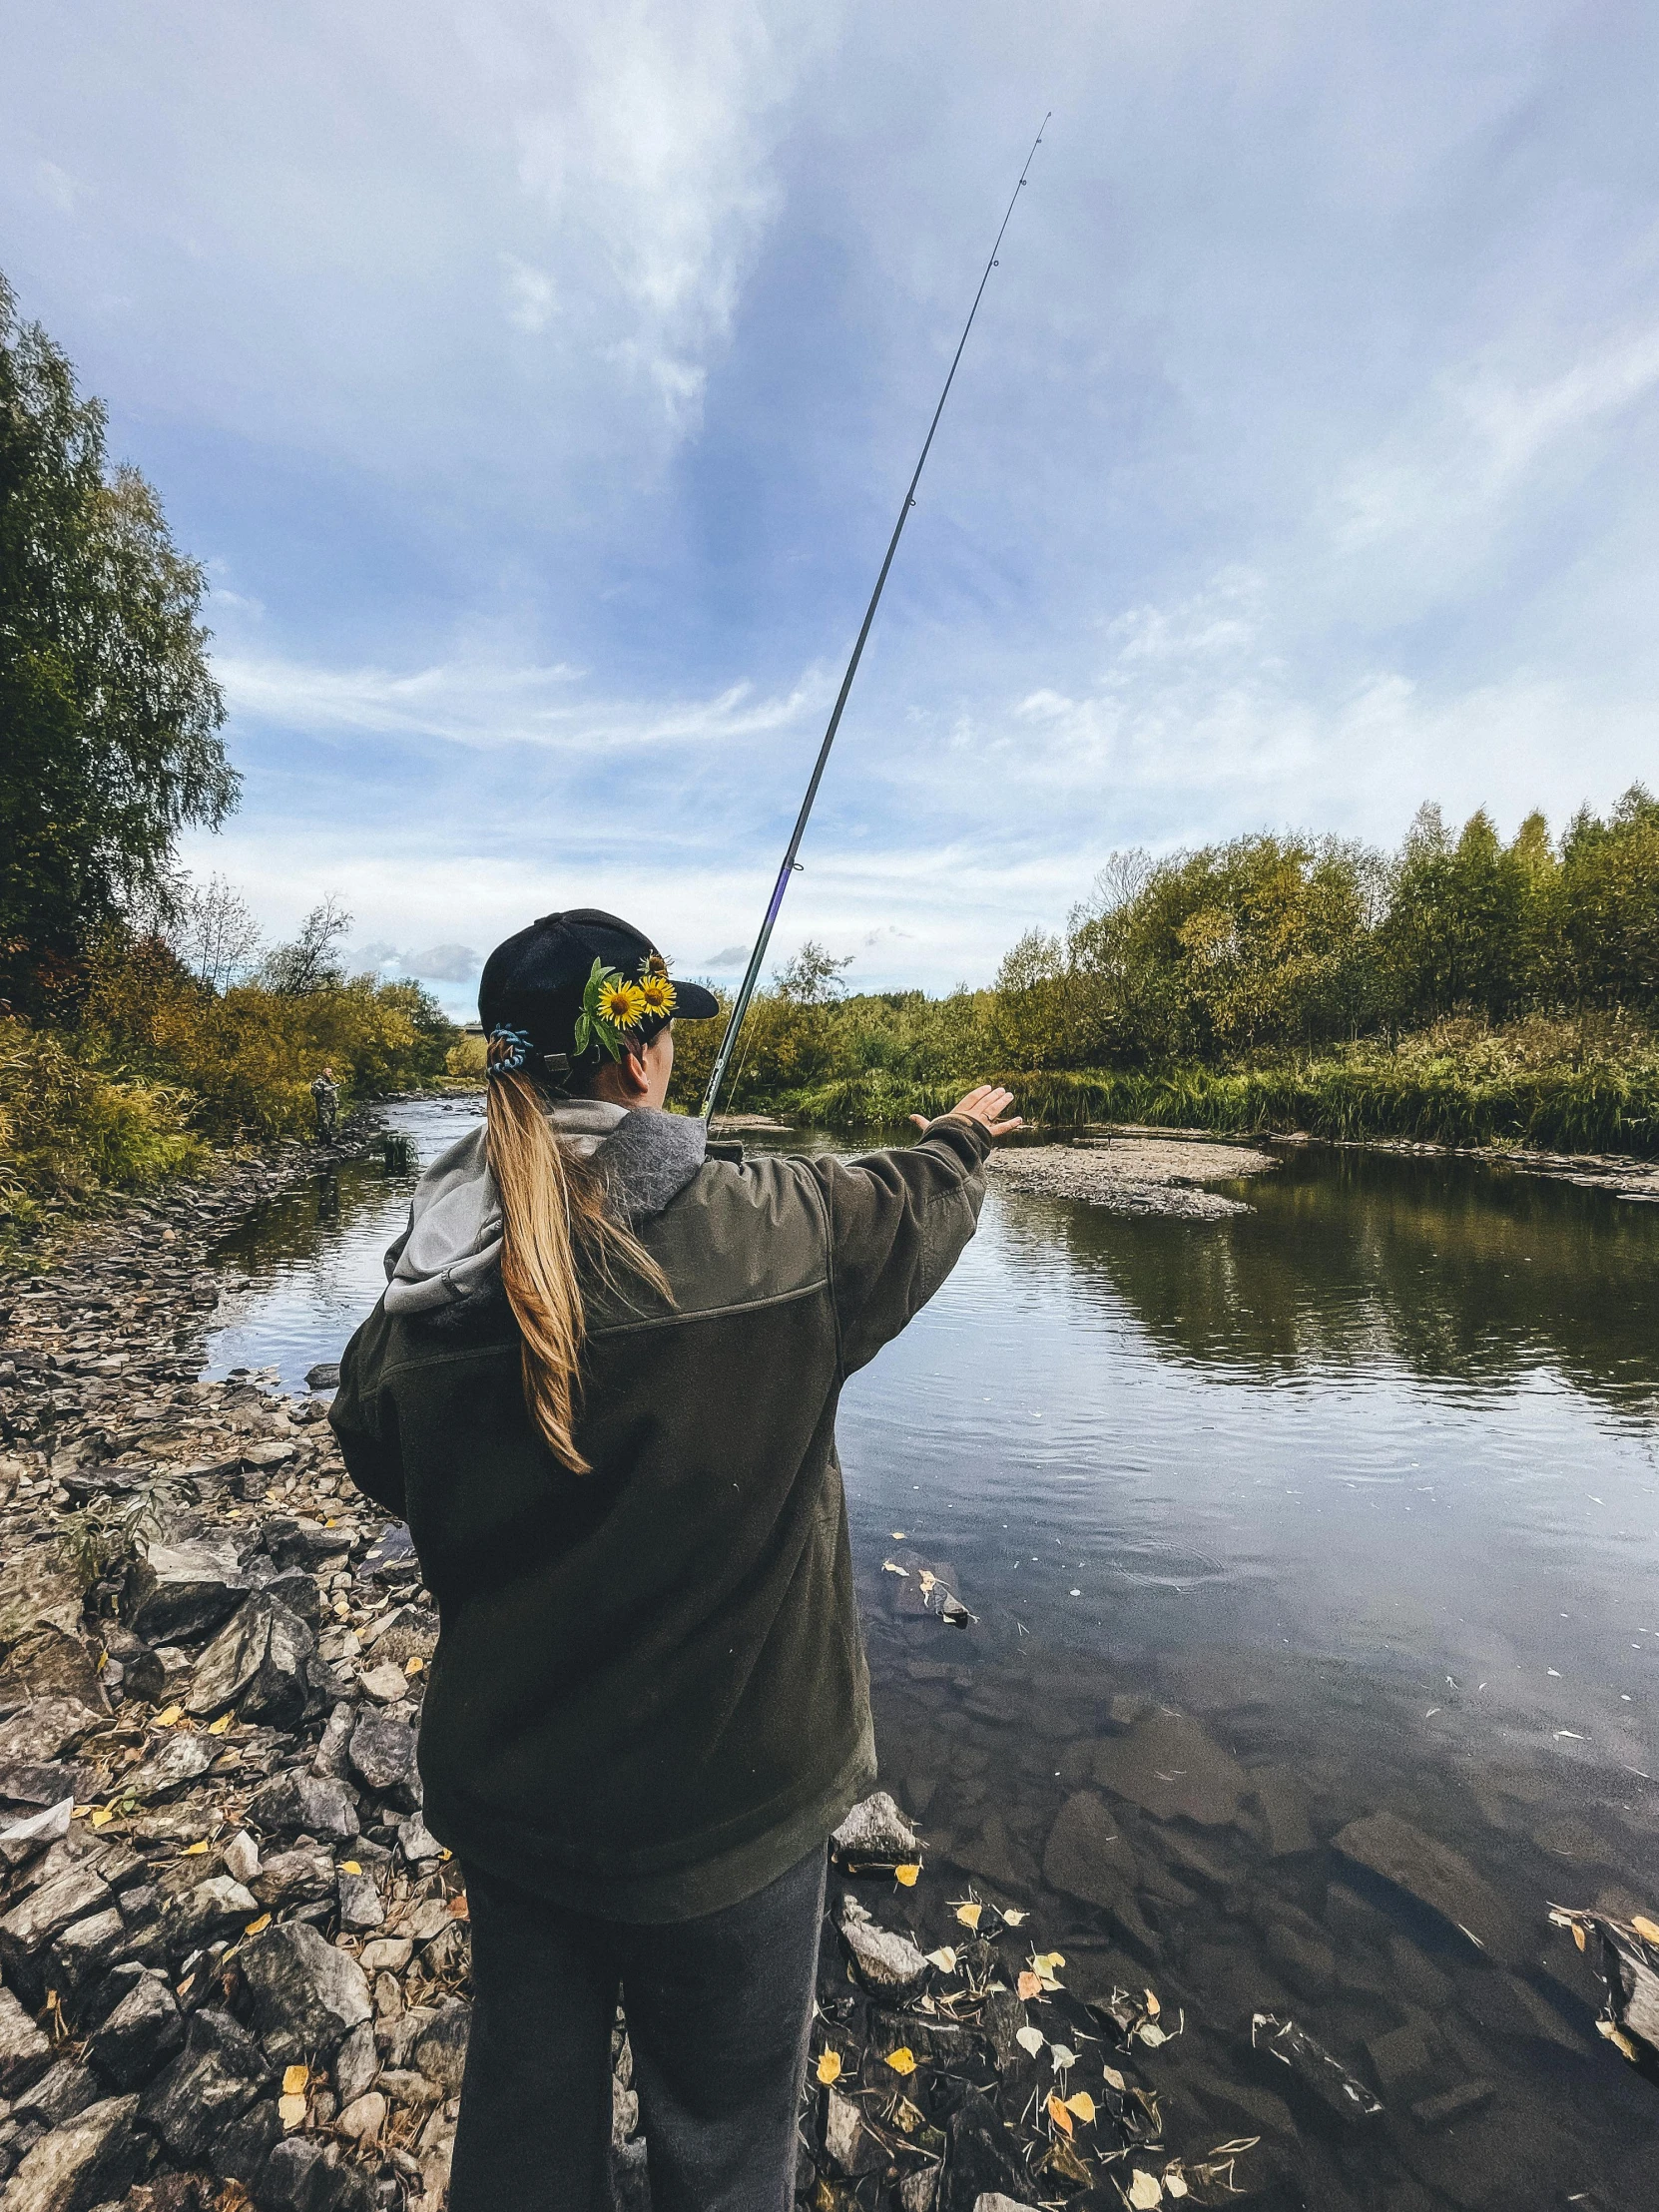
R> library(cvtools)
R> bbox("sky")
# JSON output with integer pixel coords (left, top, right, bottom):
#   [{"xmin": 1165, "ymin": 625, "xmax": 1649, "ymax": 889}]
[{"xmin": 4, "ymin": 0, "xmax": 1658, "ymax": 1012}]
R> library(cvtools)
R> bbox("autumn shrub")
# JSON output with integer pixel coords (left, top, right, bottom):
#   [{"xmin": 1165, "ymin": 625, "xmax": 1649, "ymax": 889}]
[{"xmin": 0, "ymin": 1016, "xmax": 208, "ymax": 1212}]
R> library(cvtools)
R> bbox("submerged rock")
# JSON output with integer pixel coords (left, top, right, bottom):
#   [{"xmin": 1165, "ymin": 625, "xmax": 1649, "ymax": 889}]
[{"xmin": 1334, "ymin": 1809, "xmax": 1525, "ymax": 1962}]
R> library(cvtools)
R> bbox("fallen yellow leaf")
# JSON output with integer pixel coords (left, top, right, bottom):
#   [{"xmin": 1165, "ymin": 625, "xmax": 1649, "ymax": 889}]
[
  {"xmin": 1033, "ymin": 1950, "xmax": 1066, "ymax": 1973},
  {"xmin": 1165, "ymin": 2174, "xmax": 1190, "ymax": 2201},
  {"xmin": 244, "ymin": 1913, "xmax": 271, "ymax": 1936},
  {"xmin": 1127, "ymin": 2171, "xmax": 1163, "ymax": 2209},
  {"xmin": 339, "ymin": 1861, "xmax": 361, "ymax": 1876},
  {"xmin": 1046, "ymin": 2092, "xmax": 1073, "ymax": 2136},
  {"xmin": 1000, "ymin": 1907, "xmax": 1027, "ymax": 1926},
  {"xmin": 893, "ymin": 1864, "xmax": 920, "ymax": 1888},
  {"xmin": 154, "ymin": 1705, "xmax": 184, "ymax": 1729},
  {"xmin": 925, "ymin": 1946, "xmax": 957, "ymax": 1973},
  {"xmin": 890, "ymin": 1531, "xmax": 906, "ymax": 1539},
  {"xmin": 90, "ymin": 1808, "xmax": 113, "ymax": 1829},
  {"xmin": 816, "ymin": 2050, "xmax": 841, "ymax": 2086},
  {"xmin": 1144, "ymin": 1988, "xmax": 1161, "ymax": 2018},
  {"xmin": 277, "ymin": 2093, "xmax": 307, "ymax": 2129},
  {"xmin": 1632, "ymin": 1914, "xmax": 1659, "ymax": 1945},
  {"xmin": 884, "ymin": 2047, "xmax": 917, "ymax": 2076},
  {"xmin": 1064, "ymin": 2091, "xmax": 1096, "ymax": 2124},
  {"xmin": 882, "ymin": 1560, "xmax": 910, "ymax": 1577},
  {"xmin": 282, "ymin": 2065, "xmax": 309, "ymax": 2096},
  {"xmin": 1573, "ymin": 1923, "xmax": 1587, "ymax": 1951},
  {"xmin": 183, "ymin": 1840, "xmax": 210, "ymax": 1856},
  {"xmin": 405, "ymin": 1656, "xmax": 424, "ymax": 1675},
  {"xmin": 207, "ymin": 1712, "xmax": 234, "ymax": 1735},
  {"xmin": 1017, "ymin": 1970, "xmax": 1042, "ymax": 2001},
  {"xmin": 917, "ymin": 1570, "xmax": 936, "ymax": 1594},
  {"xmin": 1103, "ymin": 2063, "xmax": 1126, "ymax": 2092},
  {"xmin": 953, "ymin": 1902, "xmax": 982, "ymax": 1932}
]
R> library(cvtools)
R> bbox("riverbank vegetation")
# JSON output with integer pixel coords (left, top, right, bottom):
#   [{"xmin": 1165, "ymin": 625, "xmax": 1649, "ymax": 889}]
[
  {"xmin": 669, "ymin": 800, "xmax": 1659, "ymax": 1155},
  {"xmin": 0, "ymin": 279, "xmax": 454, "ymax": 1227}
]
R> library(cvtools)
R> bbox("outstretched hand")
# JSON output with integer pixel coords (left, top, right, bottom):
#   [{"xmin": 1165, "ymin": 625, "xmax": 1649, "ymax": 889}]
[{"xmin": 910, "ymin": 1084, "xmax": 1023, "ymax": 1139}]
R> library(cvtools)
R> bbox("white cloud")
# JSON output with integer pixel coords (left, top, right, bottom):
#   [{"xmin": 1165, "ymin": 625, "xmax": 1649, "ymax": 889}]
[{"xmin": 502, "ymin": 257, "xmax": 556, "ymax": 334}]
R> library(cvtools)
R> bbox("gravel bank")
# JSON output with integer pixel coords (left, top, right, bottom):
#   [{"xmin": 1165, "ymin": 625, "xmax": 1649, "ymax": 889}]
[{"xmin": 988, "ymin": 1137, "xmax": 1280, "ymax": 1218}]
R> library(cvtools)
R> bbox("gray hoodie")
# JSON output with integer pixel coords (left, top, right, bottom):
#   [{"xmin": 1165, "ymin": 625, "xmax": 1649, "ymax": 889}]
[{"xmin": 382, "ymin": 1100, "xmax": 708, "ymax": 1317}]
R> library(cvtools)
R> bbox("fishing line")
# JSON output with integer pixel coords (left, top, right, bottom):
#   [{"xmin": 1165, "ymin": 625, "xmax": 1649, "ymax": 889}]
[{"xmin": 700, "ymin": 113, "xmax": 1051, "ymax": 1121}]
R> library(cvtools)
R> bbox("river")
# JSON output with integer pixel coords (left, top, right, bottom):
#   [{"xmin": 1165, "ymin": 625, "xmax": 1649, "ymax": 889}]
[{"xmin": 203, "ymin": 1098, "xmax": 1659, "ymax": 2205}]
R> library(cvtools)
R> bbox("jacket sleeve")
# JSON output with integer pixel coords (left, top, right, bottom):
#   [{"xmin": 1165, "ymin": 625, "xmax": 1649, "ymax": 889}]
[
  {"xmin": 327, "ymin": 1303, "xmax": 408, "ymax": 1518},
  {"xmin": 807, "ymin": 1115, "xmax": 993, "ymax": 1377}
]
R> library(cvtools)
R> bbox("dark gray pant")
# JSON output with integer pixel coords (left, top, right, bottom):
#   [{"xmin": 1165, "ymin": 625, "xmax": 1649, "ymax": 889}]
[{"xmin": 448, "ymin": 1847, "xmax": 827, "ymax": 2212}]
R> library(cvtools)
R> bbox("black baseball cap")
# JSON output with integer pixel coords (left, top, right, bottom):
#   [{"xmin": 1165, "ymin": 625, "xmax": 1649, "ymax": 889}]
[{"xmin": 478, "ymin": 908, "xmax": 720, "ymax": 1072}]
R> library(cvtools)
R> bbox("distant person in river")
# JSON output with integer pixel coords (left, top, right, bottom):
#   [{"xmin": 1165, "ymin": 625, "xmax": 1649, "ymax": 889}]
[
  {"xmin": 310, "ymin": 1065, "xmax": 338, "ymax": 1145},
  {"xmin": 328, "ymin": 907, "xmax": 1020, "ymax": 2212}
]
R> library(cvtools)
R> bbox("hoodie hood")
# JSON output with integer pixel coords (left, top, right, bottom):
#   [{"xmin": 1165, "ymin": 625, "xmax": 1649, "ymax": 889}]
[{"xmin": 382, "ymin": 1101, "xmax": 707, "ymax": 1317}]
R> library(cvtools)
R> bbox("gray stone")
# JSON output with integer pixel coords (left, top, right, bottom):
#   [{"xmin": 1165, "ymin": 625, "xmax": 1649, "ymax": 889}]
[
  {"xmin": 222, "ymin": 1829, "xmax": 260, "ymax": 1885},
  {"xmin": 1265, "ymin": 1920, "xmax": 1337, "ymax": 1997},
  {"xmin": 139, "ymin": 2006, "xmax": 266, "ymax": 2161},
  {"xmin": 822, "ymin": 2087, "xmax": 882, "ymax": 2178},
  {"xmin": 265, "ymin": 1518, "xmax": 352, "ymax": 1573},
  {"xmin": 1090, "ymin": 1710, "xmax": 1248, "ymax": 1828},
  {"xmin": 1410, "ymin": 2077, "xmax": 1495, "ymax": 2130},
  {"xmin": 0, "ymin": 1800, "xmax": 74, "ymax": 1872},
  {"xmin": 346, "ymin": 1709, "xmax": 416, "ymax": 1795},
  {"xmin": 86, "ymin": 1972, "xmax": 183, "ymax": 2091},
  {"xmin": 1252, "ymin": 1768, "xmax": 1316, "ymax": 1857},
  {"xmin": 251, "ymin": 1845, "xmax": 336, "ymax": 1912},
  {"xmin": 336, "ymin": 1870, "xmax": 384, "ymax": 1932},
  {"xmin": 0, "ymin": 1704, "xmax": 103, "ymax": 1770},
  {"xmin": 239, "ymin": 1919, "xmax": 371, "ymax": 2063},
  {"xmin": 12, "ymin": 2065, "xmax": 100, "ymax": 2130},
  {"xmin": 831, "ymin": 1791, "xmax": 919, "ymax": 1863},
  {"xmin": 259, "ymin": 2133, "xmax": 367, "ymax": 2212},
  {"xmin": 943, "ymin": 2089, "xmax": 1027, "ymax": 2212},
  {"xmin": 305, "ymin": 1364, "xmax": 340, "ymax": 1391},
  {"xmin": 126, "ymin": 1537, "xmax": 247, "ymax": 1643},
  {"xmin": 121, "ymin": 1732, "xmax": 213, "ymax": 1803},
  {"xmin": 1334, "ymin": 1810, "xmax": 1525, "ymax": 1963},
  {"xmin": 355, "ymin": 1663, "xmax": 407, "ymax": 1706},
  {"xmin": 0, "ymin": 1866, "xmax": 114, "ymax": 1984},
  {"xmin": 396, "ymin": 1812, "xmax": 443, "ymax": 1865},
  {"xmin": 0, "ymin": 1987, "xmax": 52, "ymax": 2095},
  {"xmin": 312, "ymin": 1703, "xmax": 355, "ymax": 1780},
  {"xmin": 1365, "ymin": 2016, "xmax": 1441, "ymax": 2101},
  {"xmin": 184, "ymin": 1593, "xmax": 316, "ymax": 1730},
  {"xmin": 334, "ymin": 2017, "xmax": 379, "ymax": 2106},
  {"xmin": 412, "ymin": 1998, "xmax": 471, "ymax": 2092},
  {"xmin": 166, "ymin": 1875, "xmax": 259, "ymax": 1953},
  {"xmin": 94, "ymin": 1628, "xmax": 164, "ymax": 1706},
  {"xmin": 839, "ymin": 1918, "xmax": 928, "ymax": 1997},
  {"xmin": 334, "ymin": 2089, "xmax": 386, "ymax": 2144},
  {"xmin": 0, "ymin": 2093, "xmax": 144, "ymax": 2212},
  {"xmin": 207, "ymin": 2096, "xmax": 281, "ymax": 2188},
  {"xmin": 0, "ymin": 1632, "xmax": 106, "ymax": 1717},
  {"xmin": 45, "ymin": 1909, "xmax": 126, "ymax": 1997},
  {"xmin": 971, "ymin": 2197, "xmax": 1042, "ymax": 2212},
  {"xmin": 246, "ymin": 1769, "xmax": 358, "ymax": 1843},
  {"xmin": 1041, "ymin": 1791, "xmax": 1137, "ymax": 1910}
]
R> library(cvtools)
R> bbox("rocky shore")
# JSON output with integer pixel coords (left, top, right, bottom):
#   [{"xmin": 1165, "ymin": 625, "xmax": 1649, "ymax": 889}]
[{"xmin": 987, "ymin": 1138, "xmax": 1279, "ymax": 1218}]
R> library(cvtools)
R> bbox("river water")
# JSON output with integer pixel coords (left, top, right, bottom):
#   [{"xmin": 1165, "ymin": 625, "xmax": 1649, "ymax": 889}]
[{"xmin": 203, "ymin": 1099, "xmax": 1659, "ymax": 2206}]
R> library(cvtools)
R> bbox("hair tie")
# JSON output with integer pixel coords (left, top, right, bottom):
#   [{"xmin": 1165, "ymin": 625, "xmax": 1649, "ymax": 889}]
[{"xmin": 485, "ymin": 1024, "xmax": 534, "ymax": 1080}]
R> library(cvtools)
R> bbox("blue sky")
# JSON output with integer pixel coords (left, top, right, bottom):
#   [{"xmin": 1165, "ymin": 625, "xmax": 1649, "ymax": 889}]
[{"xmin": 4, "ymin": 1, "xmax": 1657, "ymax": 1012}]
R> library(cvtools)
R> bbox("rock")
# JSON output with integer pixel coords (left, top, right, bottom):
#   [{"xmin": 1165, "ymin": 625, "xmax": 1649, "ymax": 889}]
[
  {"xmin": 1041, "ymin": 1791, "xmax": 1137, "ymax": 1909},
  {"xmin": 312, "ymin": 1704, "xmax": 355, "ymax": 1780},
  {"xmin": 251, "ymin": 1846, "xmax": 336, "ymax": 1912},
  {"xmin": 183, "ymin": 1594, "xmax": 316, "ymax": 1729},
  {"xmin": 221, "ymin": 1829, "xmax": 260, "ymax": 1885},
  {"xmin": 0, "ymin": 2093, "xmax": 145, "ymax": 2212},
  {"xmin": 1265, "ymin": 1921, "xmax": 1337, "ymax": 1998},
  {"xmin": 246, "ymin": 1770, "xmax": 358, "ymax": 1843},
  {"xmin": 239, "ymin": 1919, "xmax": 371, "ymax": 2063},
  {"xmin": 334, "ymin": 2018, "xmax": 379, "ymax": 2106},
  {"xmin": 0, "ymin": 1986, "xmax": 53, "ymax": 2095},
  {"xmin": 357, "ymin": 1937, "xmax": 413, "ymax": 1973},
  {"xmin": 1409, "ymin": 2077, "xmax": 1495, "ymax": 2129},
  {"xmin": 831, "ymin": 1791, "xmax": 919, "ymax": 1863},
  {"xmin": 258, "ymin": 2134, "xmax": 370, "ymax": 2212},
  {"xmin": 126, "ymin": 1538, "xmax": 247, "ymax": 1644},
  {"xmin": 0, "ymin": 1865, "xmax": 115, "ymax": 1985},
  {"xmin": 12, "ymin": 2064, "xmax": 101, "ymax": 2130},
  {"xmin": 972, "ymin": 2198, "xmax": 1041, "ymax": 2212},
  {"xmin": 0, "ymin": 1632, "xmax": 106, "ymax": 1716},
  {"xmin": 1333, "ymin": 1811, "xmax": 1525, "ymax": 1963},
  {"xmin": 1091, "ymin": 1711, "xmax": 1248, "ymax": 1828},
  {"xmin": 396, "ymin": 1812, "xmax": 443, "ymax": 1865},
  {"xmin": 264, "ymin": 1519, "xmax": 351, "ymax": 1573},
  {"xmin": 412, "ymin": 1998, "xmax": 471, "ymax": 2092},
  {"xmin": 87, "ymin": 1971, "xmax": 184, "ymax": 2090},
  {"xmin": 0, "ymin": 1799, "xmax": 74, "ymax": 1872},
  {"xmin": 122, "ymin": 1733, "xmax": 214, "ymax": 1802},
  {"xmin": 1251, "ymin": 1769, "xmax": 1316, "ymax": 1857},
  {"xmin": 898, "ymin": 2174, "xmax": 939, "ymax": 2212},
  {"xmin": 1365, "ymin": 2016, "xmax": 1442, "ymax": 2101},
  {"xmin": 1250, "ymin": 2012, "xmax": 1383, "ymax": 2125},
  {"xmin": 337, "ymin": 1870, "xmax": 384, "ymax": 1932},
  {"xmin": 355, "ymin": 1663, "xmax": 408, "ymax": 1706},
  {"xmin": 335, "ymin": 2091, "xmax": 386, "ymax": 2145},
  {"xmin": 45, "ymin": 1908, "xmax": 126, "ymax": 1997},
  {"xmin": 839, "ymin": 1918, "xmax": 928, "ymax": 1997},
  {"xmin": 140, "ymin": 2007, "xmax": 267, "ymax": 2161},
  {"xmin": 305, "ymin": 1364, "xmax": 340, "ymax": 1391},
  {"xmin": 943, "ymin": 2089, "xmax": 1027, "ymax": 2212},
  {"xmin": 0, "ymin": 1702, "xmax": 103, "ymax": 1769},
  {"xmin": 167, "ymin": 1876, "xmax": 260, "ymax": 1954},
  {"xmin": 95, "ymin": 1628, "xmax": 165, "ymax": 1705},
  {"xmin": 822, "ymin": 2086, "xmax": 882, "ymax": 2177},
  {"xmin": 347, "ymin": 1710, "xmax": 416, "ymax": 1795},
  {"xmin": 0, "ymin": 1553, "xmax": 87, "ymax": 1649},
  {"xmin": 207, "ymin": 2097, "xmax": 281, "ymax": 2189}
]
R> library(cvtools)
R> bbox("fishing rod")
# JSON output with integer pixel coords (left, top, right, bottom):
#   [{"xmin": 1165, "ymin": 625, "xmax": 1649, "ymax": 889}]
[{"xmin": 700, "ymin": 114, "xmax": 1050, "ymax": 1122}]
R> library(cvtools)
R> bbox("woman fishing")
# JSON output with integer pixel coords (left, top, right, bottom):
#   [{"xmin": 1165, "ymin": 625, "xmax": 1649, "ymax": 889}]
[{"xmin": 330, "ymin": 905, "xmax": 1020, "ymax": 2212}]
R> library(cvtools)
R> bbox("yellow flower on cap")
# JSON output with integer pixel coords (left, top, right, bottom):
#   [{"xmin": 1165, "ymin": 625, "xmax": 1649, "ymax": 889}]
[
  {"xmin": 598, "ymin": 979, "xmax": 647, "ymax": 1029},
  {"xmin": 636, "ymin": 973, "xmax": 676, "ymax": 1017}
]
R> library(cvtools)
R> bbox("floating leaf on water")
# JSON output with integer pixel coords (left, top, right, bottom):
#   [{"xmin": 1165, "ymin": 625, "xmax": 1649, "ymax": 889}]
[
  {"xmin": 1033, "ymin": 1950, "xmax": 1066, "ymax": 1974},
  {"xmin": 925, "ymin": 1946, "xmax": 957, "ymax": 1972},
  {"xmin": 1050, "ymin": 2044, "xmax": 1078, "ymax": 2070},
  {"xmin": 891, "ymin": 1531, "xmax": 907, "ymax": 1539},
  {"xmin": 1015, "ymin": 2024, "xmax": 1047, "ymax": 2057},
  {"xmin": 1574, "ymin": 1924, "xmax": 1588, "ymax": 1951},
  {"xmin": 882, "ymin": 1561, "xmax": 910, "ymax": 1577},
  {"xmin": 894, "ymin": 1864, "xmax": 921, "ymax": 1888},
  {"xmin": 917, "ymin": 1570, "xmax": 936, "ymax": 1594},
  {"xmin": 1046, "ymin": 2092, "xmax": 1073, "ymax": 2136},
  {"xmin": 1138, "ymin": 2022, "xmax": 1169, "ymax": 2048},
  {"xmin": 1017, "ymin": 1971, "xmax": 1043, "ymax": 2001},
  {"xmin": 953, "ymin": 1901, "xmax": 983, "ymax": 1932},
  {"xmin": 1207, "ymin": 2139, "xmax": 1260, "ymax": 2157},
  {"xmin": 884, "ymin": 2047, "xmax": 917, "ymax": 2075},
  {"xmin": 1001, "ymin": 1907, "xmax": 1028, "ymax": 1926},
  {"xmin": 1103, "ymin": 2063, "xmax": 1126, "ymax": 2091},
  {"xmin": 816, "ymin": 2050, "xmax": 841, "ymax": 2086},
  {"xmin": 1127, "ymin": 2169, "xmax": 1163, "ymax": 2208},
  {"xmin": 1064, "ymin": 2090, "xmax": 1096, "ymax": 2123}
]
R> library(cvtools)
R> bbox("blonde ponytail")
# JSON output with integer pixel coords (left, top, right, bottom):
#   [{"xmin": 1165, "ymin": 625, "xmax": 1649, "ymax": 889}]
[{"xmin": 484, "ymin": 1068, "xmax": 670, "ymax": 1472}]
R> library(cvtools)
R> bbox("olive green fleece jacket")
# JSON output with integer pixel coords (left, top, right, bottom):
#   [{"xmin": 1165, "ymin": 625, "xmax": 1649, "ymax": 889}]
[{"xmin": 328, "ymin": 1112, "xmax": 992, "ymax": 1921}]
